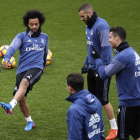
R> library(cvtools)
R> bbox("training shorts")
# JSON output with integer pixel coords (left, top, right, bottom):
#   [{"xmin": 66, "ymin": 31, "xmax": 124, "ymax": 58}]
[
  {"xmin": 87, "ymin": 69, "xmax": 111, "ymax": 106},
  {"xmin": 117, "ymin": 105, "xmax": 140, "ymax": 140},
  {"xmin": 13, "ymin": 68, "xmax": 43, "ymax": 97}
]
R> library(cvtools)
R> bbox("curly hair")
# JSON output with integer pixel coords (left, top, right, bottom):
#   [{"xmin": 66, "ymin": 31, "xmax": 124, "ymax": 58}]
[{"xmin": 22, "ymin": 9, "xmax": 46, "ymax": 27}]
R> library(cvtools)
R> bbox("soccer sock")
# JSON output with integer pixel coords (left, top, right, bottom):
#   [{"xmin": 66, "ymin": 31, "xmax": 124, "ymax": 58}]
[
  {"xmin": 109, "ymin": 118, "xmax": 118, "ymax": 130},
  {"xmin": 25, "ymin": 116, "xmax": 33, "ymax": 122},
  {"xmin": 10, "ymin": 99, "xmax": 17, "ymax": 109}
]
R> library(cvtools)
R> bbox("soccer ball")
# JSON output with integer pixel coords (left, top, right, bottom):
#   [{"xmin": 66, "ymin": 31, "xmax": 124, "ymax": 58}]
[
  {"xmin": 2, "ymin": 56, "xmax": 16, "ymax": 69},
  {"xmin": 46, "ymin": 54, "xmax": 52, "ymax": 66},
  {"xmin": 48, "ymin": 49, "xmax": 52, "ymax": 57},
  {"xmin": 0, "ymin": 45, "xmax": 9, "ymax": 57},
  {"xmin": 46, "ymin": 49, "xmax": 52, "ymax": 66}
]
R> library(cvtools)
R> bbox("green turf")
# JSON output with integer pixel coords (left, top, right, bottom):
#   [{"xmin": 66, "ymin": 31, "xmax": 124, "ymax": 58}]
[{"xmin": 0, "ymin": 0, "xmax": 140, "ymax": 139}]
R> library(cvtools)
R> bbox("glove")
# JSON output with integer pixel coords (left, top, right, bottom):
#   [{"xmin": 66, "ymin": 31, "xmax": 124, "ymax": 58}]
[
  {"xmin": 81, "ymin": 64, "xmax": 88, "ymax": 74},
  {"xmin": 91, "ymin": 45, "xmax": 100, "ymax": 59},
  {"xmin": 0, "ymin": 64, "xmax": 2, "ymax": 71}
]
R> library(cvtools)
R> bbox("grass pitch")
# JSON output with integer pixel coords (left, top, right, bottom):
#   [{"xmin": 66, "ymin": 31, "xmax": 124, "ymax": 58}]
[{"xmin": 0, "ymin": 0, "xmax": 140, "ymax": 139}]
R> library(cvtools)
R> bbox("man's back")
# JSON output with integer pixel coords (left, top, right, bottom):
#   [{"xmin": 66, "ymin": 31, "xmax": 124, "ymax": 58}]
[{"xmin": 66, "ymin": 89, "xmax": 105, "ymax": 140}]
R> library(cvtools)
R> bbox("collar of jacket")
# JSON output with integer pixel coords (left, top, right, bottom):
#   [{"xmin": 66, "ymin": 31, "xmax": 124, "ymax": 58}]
[
  {"xmin": 114, "ymin": 41, "xmax": 129, "ymax": 54},
  {"xmin": 66, "ymin": 89, "xmax": 89, "ymax": 102},
  {"xmin": 87, "ymin": 11, "xmax": 98, "ymax": 29}
]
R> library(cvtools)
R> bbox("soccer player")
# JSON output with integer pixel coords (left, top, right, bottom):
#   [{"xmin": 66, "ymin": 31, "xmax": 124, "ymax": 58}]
[
  {"xmin": 66, "ymin": 73, "xmax": 105, "ymax": 140},
  {"xmin": 79, "ymin": 3, "xmax": 118, "ymax": 140},
  {"xmin": 91, "ymin": 26, "xmax": 140, "ymax": 140},
  {"xmin": 1, "ymin": 9, "xmax": 48, "ymax": 131}
]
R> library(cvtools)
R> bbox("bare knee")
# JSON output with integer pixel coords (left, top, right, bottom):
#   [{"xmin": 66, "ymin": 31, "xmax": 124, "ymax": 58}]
[{"xmin": 20, "ymin": 78, "xmax": 30, "ymax": 88}]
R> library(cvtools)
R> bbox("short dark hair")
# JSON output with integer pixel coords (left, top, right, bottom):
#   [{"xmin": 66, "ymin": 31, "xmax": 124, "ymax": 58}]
[
  {"xmin": 78, "ymin": 3, "xmax": 94, "ymax": 13},
  {"xmin": 67, "ymin": 73, "xmax": 84, "ymax": 92},
  {"xmin": 110, "ymin": 26, "xmax": 126, "ymax": 41},
  {"xmin": 22, "ymin": 9, "xmax": 46, "ymax": 27}
]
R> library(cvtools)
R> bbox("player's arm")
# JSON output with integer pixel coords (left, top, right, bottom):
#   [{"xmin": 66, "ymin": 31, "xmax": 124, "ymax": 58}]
[
  {"xmin": 95, "ymin": 58, "xmax": 125, "ymax": 79},
  {"xmin": 91, "ymin": 46, "xmax": 125, "ymax": 79},
  {"xmin": 67, "ymin": 108, "xmax": 84, "ymax": 140},
  {"xmin": 98, "ymin": 29, "xmax": 112, "ymax": 64},
  {"xmin": 43, "ymin": 41, "xmax": 48, "ymax": 72},
  {"xmin": 4, "ymin": 36, "xmax": 22, "ymax": 68}
]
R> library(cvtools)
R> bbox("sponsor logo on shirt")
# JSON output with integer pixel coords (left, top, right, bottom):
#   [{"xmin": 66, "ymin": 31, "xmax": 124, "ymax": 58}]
[
  {"xmin": 87, "ymin": 41, "xmax": 93, "ymax": 45},
  {"xmin": 135, "ymin": 52, "xmax": 140, "ymax": 77},
  {"xmin": 88, "ymin": 113, "xmax": 101, "ymax": 138},
  {"xmin": 26, "ymin": 43, "xmax": 43, "ymax": 51},
  {"xmin": 88, "ymin": 128, "xmax": 101, "ymax": 139},
  {"xmin": 89, "ymin": 113, "xmax": 100, "ymax": 127},
  {"xmin": 135, "ymin": 52, "xmax": 140, "ymax": 66}
]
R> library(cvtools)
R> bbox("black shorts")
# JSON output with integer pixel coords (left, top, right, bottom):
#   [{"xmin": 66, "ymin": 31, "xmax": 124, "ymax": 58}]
[
  {"xmin": 117, "ymin": 106, "xmax": 140, "ymax": 140},
  {"xmin": 13, "ymin": 68, "xmax": 43, "ymax": 97},
  {"xmin": 87, "ymin": 69, "xmax": 111, "ymax": 106}
]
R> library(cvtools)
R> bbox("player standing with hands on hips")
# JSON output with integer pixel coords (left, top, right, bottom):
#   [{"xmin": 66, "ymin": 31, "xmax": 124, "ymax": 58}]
[
  {"xmin": 79, "ymin": 3, "xmax": 117, "ymax": 140},
  {"xmin": 1, "ymin": 9, "xmax": 48, "ymax": 131},
  {"xmin": 91, "ymin": 26, "xmax": 140, "ymax": 140}
]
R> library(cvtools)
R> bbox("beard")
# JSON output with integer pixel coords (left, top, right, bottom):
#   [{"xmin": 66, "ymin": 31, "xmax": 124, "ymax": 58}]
[
  {"xmin": 86, "ymin": 15, "xmax": 91, "ymax": 24},
  {"xmin": 84, "ymin": 15, "xmax": 91, "ymax": 25},
  {"xmin": 26, "ymin": 27, "xmax": 41, "ymax": 37}
]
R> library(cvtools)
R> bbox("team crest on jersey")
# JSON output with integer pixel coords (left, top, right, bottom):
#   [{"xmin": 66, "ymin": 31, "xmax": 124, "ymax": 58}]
[{"xmin": 41, "ymin": 39, "xmax": 44, "ymax": 44}]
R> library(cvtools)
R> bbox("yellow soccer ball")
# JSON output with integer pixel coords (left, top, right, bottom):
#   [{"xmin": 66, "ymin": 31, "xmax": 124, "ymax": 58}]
[
  {"xmin": 2, "ymin": 56, "xmax": 16, "ymax": 69},
  {"xmin": 0, "ymin": 45, "xmax": 9, "ymax": 57},
  {"xmin": 48, "ymin": 49, "xmax": 52, "ymax": 57},
  {"xmin": 46, "ymin": 49, "xmax": 52, "ymax": 66},
  {"xmin": 46, "ymin": 54, "xmax": 52, "ymax": 66}
]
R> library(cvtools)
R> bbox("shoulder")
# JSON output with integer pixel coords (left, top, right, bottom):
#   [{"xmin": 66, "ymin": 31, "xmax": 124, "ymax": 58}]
[
  {"xmin": 16, "ymin": 31, "xmax": 27, "ymax": 39},
  {"xmin": 114, "ymin": 48, "xmax": 135, "ymax": 63},
  {"xmin": 40, "ymin": 32, "xmax": 48, "ymax": 38},
  {"xmin": 68, "ymin": 103, "xmax": 83, "ymax": 114},
  {"xmin": 95, "ymin": 17, "xmax": 110, "ymax": 31},
  {"xmin": 116, "ymin": 47, "xmax": 134, "ymax": 58}
]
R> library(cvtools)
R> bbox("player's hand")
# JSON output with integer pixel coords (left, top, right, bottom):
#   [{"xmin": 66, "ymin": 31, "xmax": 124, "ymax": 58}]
[
  {"xmin": 93, "ymin": 70, "xmax": 101, "ymax": 80},
  {"xmin": 3, "ymin": 60, "xmax": 10, "ymax": 68},
  {"xmin": 91, "ymin": 45, "xmax": 100, "ymax": 59},
  {"xmin": 81, "ymin": 64, "xmax": 88, "ymax": 74}
]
